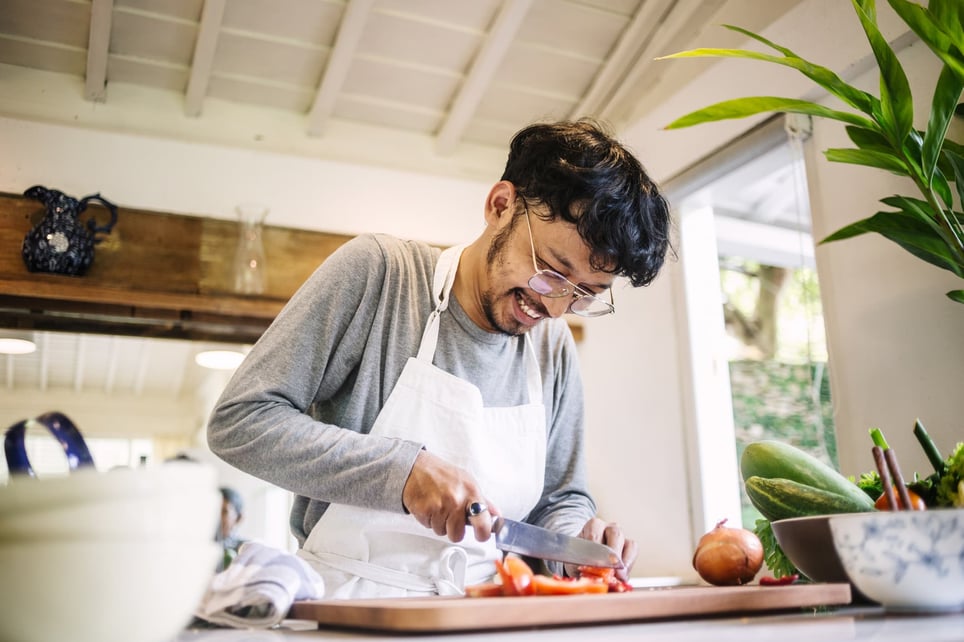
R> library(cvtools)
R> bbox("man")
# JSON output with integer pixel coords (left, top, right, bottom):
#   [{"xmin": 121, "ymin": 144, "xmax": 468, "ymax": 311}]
[
  {"xmin": 207, "ymin": 119, "xmax": 671, "ymax": 598},
  {"xmin": 216, "ymin": 486, "xmax": 246, "ymax": 571}
]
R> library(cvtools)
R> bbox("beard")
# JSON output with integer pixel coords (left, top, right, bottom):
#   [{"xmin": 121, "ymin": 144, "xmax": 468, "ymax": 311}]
[{"xmin": 480, "ymin": 217, "xmax": 535, "ymax": 336}]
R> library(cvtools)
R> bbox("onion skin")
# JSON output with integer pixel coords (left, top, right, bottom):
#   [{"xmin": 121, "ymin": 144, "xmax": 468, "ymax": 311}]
[{"xmin": 692, "ymin": 519, "xmax": 764, "ymax": 586}]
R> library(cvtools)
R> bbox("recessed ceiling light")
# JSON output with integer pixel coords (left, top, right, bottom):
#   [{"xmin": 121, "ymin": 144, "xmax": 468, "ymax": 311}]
[
  {"xmin": 0, "ymin": 335, "xmax": 37, "ymax": 355},
  {"xmin": 194, "ymin": 350, "xmax": 245, "ymax": 370}
]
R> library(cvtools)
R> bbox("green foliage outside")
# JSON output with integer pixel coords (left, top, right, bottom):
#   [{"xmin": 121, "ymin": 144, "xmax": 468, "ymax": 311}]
[
  {"xmin": 731, "ymin": 360, "xmax": 837, "ymax": 528},
  {"xmin": 722, "ymin": 258, "xmax": 838, "ymax": 529}
]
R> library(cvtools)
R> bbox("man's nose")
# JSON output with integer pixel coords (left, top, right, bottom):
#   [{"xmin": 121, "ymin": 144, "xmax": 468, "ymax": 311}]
[{"xmin": 540, "ymin": 295, "xmax": 571, "ymax": 318}]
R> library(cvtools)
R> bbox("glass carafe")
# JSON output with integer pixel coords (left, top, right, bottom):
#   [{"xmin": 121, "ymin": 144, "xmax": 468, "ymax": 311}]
[{"xmin": 233, "ymin": 203, "xmax": 268, "ymax": 295}]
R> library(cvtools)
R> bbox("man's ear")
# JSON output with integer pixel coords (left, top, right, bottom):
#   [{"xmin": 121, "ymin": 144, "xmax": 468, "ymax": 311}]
[{"xmin": 484, "ymin": 181, "xmax": 517, "ymax": 228}]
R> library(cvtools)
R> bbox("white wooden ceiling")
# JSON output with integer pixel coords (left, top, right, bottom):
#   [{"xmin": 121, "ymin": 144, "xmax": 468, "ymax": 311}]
[{"xmin": 0, "ymin": 0, "xmax": 753, "ymax": 180}]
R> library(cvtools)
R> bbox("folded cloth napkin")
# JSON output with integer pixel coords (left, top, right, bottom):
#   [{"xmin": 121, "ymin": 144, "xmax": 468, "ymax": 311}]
[{"xmin": 195, "ymin": 541, "xmax": 325, "ymax": 629}]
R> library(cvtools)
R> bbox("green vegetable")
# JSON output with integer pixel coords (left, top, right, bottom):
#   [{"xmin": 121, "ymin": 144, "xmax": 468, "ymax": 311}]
[
  {"xmin": 913, "ymin": 419, "xmax": 946, "ymax": 476},
  {"xmin": 936, "ymin": 442, "xmax": 964, "ymax": 507},
  {"xmin": 869, "ymin": 427, "xmax": 889, "ymax": 450},
  {"xmin": 855, "ymin": 470, "xmax": 883, "ymax": 501},
  {"xmin": 745, "ymin": 476, "xmax": 876, "ymax": 521},
  {"xmin": 741, "ymin": 441, "xmax": 876, "ymax": 510},
  {"xmin": 754, "ymin": 519, "xmax": 799, "ymax": 580},
  {"xmin": 859, "ymin": 421, "xmax": 963, "ymax": 508}
]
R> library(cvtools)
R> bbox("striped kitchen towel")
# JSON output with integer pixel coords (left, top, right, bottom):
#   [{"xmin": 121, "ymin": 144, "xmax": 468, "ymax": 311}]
[{"xmin": 195, "ymin": 541, "xmax": 324, "ymax": 628}]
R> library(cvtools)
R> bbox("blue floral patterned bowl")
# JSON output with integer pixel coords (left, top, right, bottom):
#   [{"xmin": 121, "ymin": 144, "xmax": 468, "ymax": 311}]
[{"xmin": 828, "ymin": 508, "xmax": 964, "ymax": 613}]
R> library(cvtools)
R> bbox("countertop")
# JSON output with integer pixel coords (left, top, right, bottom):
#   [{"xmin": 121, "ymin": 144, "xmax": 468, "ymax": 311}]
[{"xmin": 176, "ymin": 607, "xmax": 964, "ymax": 642}]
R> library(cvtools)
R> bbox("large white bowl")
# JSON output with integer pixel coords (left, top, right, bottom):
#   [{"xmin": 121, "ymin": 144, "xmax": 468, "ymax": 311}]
[
  {"xmin": 0, "ymin": 462, "xmax": 217, "ymax": 514},
  {"xmin": 0, "ymin": 539, "xmax": 218, "ymax": 642},
  {"xmin": 829, "ymin": 508, "xmax": 964, "ymax": 613},
  {"xmin": 0, "ymin": 486, "xmax": 220, "ymax": 541}
]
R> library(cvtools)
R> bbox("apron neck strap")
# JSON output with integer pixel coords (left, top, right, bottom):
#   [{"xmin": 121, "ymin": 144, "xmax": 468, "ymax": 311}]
[
  {"xmin": 416, "ymin": 244, "xmax": 543, "ymax": 405},
  {"xmin": 416, "ymin": 244, "xmax": 465, "ymax": 362}
]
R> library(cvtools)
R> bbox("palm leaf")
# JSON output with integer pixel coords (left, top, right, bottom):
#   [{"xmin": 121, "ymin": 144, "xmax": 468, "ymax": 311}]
[
  {"xmin": 922, "ymin": 65, "xmax": 964, "ymax": 189},
  {"xmin": 927, "ymin": 0, "xmax": 964, "ymax": 50},
  {"xmin": 946, "ymin": 149, "xmax": 964, "ymax": 221},
  {"xmin": 941, "ymin": 149, "xmax": 964, "ymax": 247},
  {"xmin": 846, "ymin": 126, "xmax": 893, "ymax": 153},
  {"xmin": 821, "ymin": 208, "xmax": 964, "ymax": 276},
  {"xmin": 887, "ymin": 0, "xmax": 964, "ymax": 80},
  {"xmin": 824, "ymin": 148, "xmax": 909, "ymax": 174},
  {"xmin": 665, "ymin": 97, "xmax": 876, "ymax": 130},
  {"xmin": 879, "ymin": 195, "xmax": 950, "ymax": 236},
  {"xmin": 852, "ymin": 0, "xmax": 915, "ymax": 145},
  {"xmin": 948, "ymin": 290, "xmax": 964, "ymax": 303},
  {"xmin": 714, "ymin": 24, "xmax": 879, "ymax": 114}
]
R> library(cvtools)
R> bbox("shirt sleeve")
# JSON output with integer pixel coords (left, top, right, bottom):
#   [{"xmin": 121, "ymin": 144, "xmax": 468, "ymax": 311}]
[{"xmin": 206, "ymin": 234, "xmax": 424, "ymax": 513}]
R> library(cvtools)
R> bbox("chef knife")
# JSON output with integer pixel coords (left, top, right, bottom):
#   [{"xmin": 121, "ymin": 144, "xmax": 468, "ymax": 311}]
[{"xmin": 492, "ymin": 517, "xmax": 624, "ymax": 569}]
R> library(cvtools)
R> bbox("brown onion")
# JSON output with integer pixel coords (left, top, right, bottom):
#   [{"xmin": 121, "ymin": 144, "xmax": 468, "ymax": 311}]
[{"xmin": 692, "ymin": 518, "xmax": 764, "ymax": 586}]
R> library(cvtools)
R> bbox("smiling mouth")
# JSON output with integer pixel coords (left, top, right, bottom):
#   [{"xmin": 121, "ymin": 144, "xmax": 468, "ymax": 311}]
[{"xmin": 516, "ymin": 291, "xmax": 544, "ymax": 320}]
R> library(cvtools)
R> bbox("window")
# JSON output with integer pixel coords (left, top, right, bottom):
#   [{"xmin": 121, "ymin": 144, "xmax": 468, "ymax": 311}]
[{"xmin": 665, "ymin": 115, "xmax": 837, "ymax": 531}]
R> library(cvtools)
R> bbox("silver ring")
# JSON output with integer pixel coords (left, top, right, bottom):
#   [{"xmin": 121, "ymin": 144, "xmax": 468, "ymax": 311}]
[{"xmin": 466, "ymin": 501, "xmax": 488, "ymax": 518}]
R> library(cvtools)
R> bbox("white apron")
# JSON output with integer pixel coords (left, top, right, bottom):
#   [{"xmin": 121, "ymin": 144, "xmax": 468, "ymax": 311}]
[{"xmin": 297, "ymin": 244, "xmax": 548, "ymax": 599}]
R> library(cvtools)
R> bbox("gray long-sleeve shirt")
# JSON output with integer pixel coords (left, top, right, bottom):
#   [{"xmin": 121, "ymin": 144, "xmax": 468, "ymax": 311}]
[{"xmin": 207, "ymin": 233, "xmax": 596, "ymax": 548}]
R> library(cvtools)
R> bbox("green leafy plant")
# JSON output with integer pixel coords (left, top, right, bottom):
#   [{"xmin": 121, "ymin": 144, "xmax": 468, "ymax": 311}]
[{"xmin": 660, "ymin": 0, "xmax": 964, "ymax": 303}]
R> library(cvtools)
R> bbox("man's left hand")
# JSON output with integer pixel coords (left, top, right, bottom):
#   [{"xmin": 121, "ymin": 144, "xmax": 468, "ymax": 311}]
[{"xmin": 566, "ymin": 517, "xmax": 637, "ymax": 582}]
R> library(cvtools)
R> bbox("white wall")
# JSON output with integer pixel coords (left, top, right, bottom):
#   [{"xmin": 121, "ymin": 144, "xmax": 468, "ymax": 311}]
[{"xmin": 0, "ymin": 116, "xmax": 489, "ymax": 245}]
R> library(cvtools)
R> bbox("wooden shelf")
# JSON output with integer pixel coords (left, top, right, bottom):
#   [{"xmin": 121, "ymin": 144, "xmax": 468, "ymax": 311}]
[
  {"xmin": 0, "ymin": 192, "xmax": 352, "ymax": 343},
  {"xmin": 0, "ymin": 191, "xmax": 583, "ymax": 343}
]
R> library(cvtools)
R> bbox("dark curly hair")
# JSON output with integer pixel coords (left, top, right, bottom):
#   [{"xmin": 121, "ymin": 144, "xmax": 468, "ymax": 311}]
[{"xmin": 500, "ymin": 119, "xmax": 672, "ymax": 287}]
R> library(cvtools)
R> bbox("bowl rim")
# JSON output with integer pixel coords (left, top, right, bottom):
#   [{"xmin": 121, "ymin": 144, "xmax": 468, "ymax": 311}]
[{"xmin": 0, "ymin": 462, "xmax": 217, "ymax": 514}]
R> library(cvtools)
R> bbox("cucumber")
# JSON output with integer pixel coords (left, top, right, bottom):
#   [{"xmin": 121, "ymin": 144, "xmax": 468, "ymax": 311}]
[
  {"xmin": 744, "ymin": 476, "xmax": 876, "ymax": 521},
  {"xmin": 740, "ymin": 440, "xmax": 875, "ymax": 511}
]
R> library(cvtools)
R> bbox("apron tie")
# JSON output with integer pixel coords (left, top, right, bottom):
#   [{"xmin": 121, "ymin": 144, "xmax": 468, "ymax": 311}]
[
  {"xmin": 434, "ymin": 546, "xmax": 468, "ymax": 596},
  {"xmin": 298, "ymin": 546, "xmax": 468, "ymax": 596}
]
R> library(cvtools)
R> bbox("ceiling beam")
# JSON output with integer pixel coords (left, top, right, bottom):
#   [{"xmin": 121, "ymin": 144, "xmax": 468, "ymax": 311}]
[
  {"xmin": 306, "ymin": 0, "xmax": 376, "ymax": 136},
  {"xmin": 570, "ymin": 0, "xmax": 676, "ymax": 118},
  {"xmin": 84, "ymin": 0, "xmax": 114, "ymax": 102},
  {"xmin": 435, "ymin": 0, "xmax": 533, "ymax": 156},
  {"xmin": 599, "ymin": 0, "xmax": 726, "ymax": 123},
  {"xmin": 185, "ymin": 0, "xmax": 227, "ymax": 117}
]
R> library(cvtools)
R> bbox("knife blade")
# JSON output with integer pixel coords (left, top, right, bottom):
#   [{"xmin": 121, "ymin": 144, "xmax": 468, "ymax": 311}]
[{"xmin": 492, "ymin": 517, "xmax": 624, "ymax": 569}]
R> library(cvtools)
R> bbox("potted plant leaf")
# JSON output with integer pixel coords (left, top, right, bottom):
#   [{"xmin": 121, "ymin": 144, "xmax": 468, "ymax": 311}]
[{"xmin": 659, "ymin": 0, "xmax": 964, "ymax": 303}]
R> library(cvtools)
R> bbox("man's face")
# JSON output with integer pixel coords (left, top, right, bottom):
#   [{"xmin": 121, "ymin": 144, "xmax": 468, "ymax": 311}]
[
  {"xmin": 478, "ymin": 203, "xmax": 612, "ymax": 336},
  {"xmin": 219, "ymin": 498, "xmax": 240, "ymax": 539}
]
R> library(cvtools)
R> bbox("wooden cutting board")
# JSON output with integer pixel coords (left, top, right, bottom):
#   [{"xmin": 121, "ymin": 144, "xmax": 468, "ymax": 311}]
[{"xmin": 288, "ymin": 583, "xmax": 852, "ymax": 633}]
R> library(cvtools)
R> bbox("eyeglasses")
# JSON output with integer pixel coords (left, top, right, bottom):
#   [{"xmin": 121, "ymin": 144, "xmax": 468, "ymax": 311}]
[{"xmin": 522, "ymin": 206, "xmax": 615, "ymax": 317}]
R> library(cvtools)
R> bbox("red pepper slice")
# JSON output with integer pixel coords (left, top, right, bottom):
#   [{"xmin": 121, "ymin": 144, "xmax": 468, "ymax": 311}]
[{"xmin": 759, "ymin": 574, "xmax": 799, "ymax": 586}]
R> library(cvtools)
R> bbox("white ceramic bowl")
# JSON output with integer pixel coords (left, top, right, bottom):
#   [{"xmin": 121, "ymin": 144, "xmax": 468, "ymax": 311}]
[
  {"xmin": 0, "ymin": 486, "xmax": 220, "ymax": 541},
  {"xmin": 0, "ymin": 462, "xmax": 216, "ymax": 514},
  {"xmin": 829, "ymin": 508, "xmax": 964, "ymax": 613},
  {"xmin": 0, "ymin": 539, "xmax": 218, "ymax": 642}
]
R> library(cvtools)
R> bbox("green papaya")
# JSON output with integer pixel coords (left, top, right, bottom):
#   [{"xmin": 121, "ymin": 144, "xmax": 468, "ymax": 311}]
[
  {"xmin": 740, "ymin": 440, "xmax": 875, "ymax": 512},
  {"xmin": 744, "ymin": 476, "xmax": 875, "ymax": 521}
]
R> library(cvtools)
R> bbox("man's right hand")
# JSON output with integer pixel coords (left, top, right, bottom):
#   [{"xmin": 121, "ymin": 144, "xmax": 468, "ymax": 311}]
[{"xmin": 402, "ymin": 450, "xmax": 499, "ymax": 544}]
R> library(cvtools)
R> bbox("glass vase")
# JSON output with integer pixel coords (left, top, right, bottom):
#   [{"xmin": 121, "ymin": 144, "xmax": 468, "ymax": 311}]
[{"xmin": 233, "ymin": 203, "xmax": 268, "ymax": 295}]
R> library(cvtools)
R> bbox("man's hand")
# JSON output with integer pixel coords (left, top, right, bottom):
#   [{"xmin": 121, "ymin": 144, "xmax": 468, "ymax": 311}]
[
  {"xmin": 402, "ymin": 450, "xmax": 499, "ymax": 543},
  {"xmin": 566, "ymin": 517, "xmax": 638, "ymax": 581}
]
